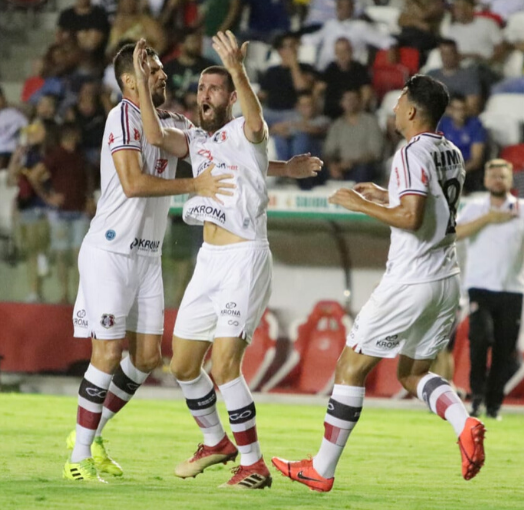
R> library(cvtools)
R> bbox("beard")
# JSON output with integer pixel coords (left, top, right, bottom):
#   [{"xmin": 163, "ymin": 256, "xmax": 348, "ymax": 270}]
[
  {"xmin": 199, "ymin": 103, "xmax": 229, "ymax": 133},
  {"xmin": 152, "ymin": 89, "xmax": 166, "ymax": 108},
  {"xmin": 489, "ymin": 188, "xmax": 507, "ymax": 198}
]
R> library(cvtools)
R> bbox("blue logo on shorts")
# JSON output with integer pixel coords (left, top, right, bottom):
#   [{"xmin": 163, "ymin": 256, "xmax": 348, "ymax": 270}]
[{"xmin": 105, "ymin": 229, "xmax": 116, "ymax": 241}]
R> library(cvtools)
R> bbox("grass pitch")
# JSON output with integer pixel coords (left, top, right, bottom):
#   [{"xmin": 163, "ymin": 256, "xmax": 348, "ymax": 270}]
[{"xmin": 1, "ymin": 393, "xmax": 523, "ymax": 510}]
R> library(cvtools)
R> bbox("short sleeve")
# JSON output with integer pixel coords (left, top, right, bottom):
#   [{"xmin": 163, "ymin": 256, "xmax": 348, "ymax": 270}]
[
  {"xmin": 397, "ymin": 144, "xmax": 430, "ymax": 198},
  {"xmin": 107, "ymin": 103, "xmax": 143, "ymax": 154}
]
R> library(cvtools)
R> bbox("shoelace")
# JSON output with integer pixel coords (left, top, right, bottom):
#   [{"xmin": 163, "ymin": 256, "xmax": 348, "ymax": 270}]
[{"xmin": 193, "ymin": 443, "xmax": 207, "ymax": 460}]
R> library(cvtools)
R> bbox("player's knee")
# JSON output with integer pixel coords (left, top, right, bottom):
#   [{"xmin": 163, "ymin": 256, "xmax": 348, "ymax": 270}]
[
  {"xmin": 133, "ymin": 351, "xmax": 162, "ymax": 373},
  {"xmin": 211, "ymin": 360, "xmax": 241, "ymax": 386},
  {"xmin": 91, "ymin": 342, "xmax": 123, "ymax": 372},
  {"xmin": 170, "ymin": 357, "xmax": 200, "ymax": 381}
]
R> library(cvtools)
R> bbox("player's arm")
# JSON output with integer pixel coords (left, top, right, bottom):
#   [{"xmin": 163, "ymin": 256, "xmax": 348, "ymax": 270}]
[
  {"xmin": 329, "ymin": 188, "xmax": 425, "ymax": 230},
  {"xmin": 456, "ymin": 210, "xmax": 516, "ymax": 240},
  {"xmin": 113, "ymin": 150, "xmax": 233, "ymax": 201},
  {"xmin": 212, "ymin": 31, "xmax": 266, "ymax": 143},
  {"xmin": 133, "ymin": 39, "xmax": 188, "ymax": 157},
  {"xmin": 268, "ymin": 154, "xmax": 324, "ymax": 179},
  {"xmin": 353, "ymin": 182, "xmax": 389, "ymax": 205}
]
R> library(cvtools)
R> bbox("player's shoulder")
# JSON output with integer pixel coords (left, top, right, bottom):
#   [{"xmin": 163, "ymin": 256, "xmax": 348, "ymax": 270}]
[
  {"xmin": 156, "ymin": 109, "xmax": 193, "ymax": 128},
  {"xmin": 107, "ymin": 99, "xmax": 141, "ymax": 124}
]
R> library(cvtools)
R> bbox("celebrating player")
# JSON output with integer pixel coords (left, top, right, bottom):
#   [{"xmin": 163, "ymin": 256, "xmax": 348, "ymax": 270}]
[
  {"xmin": 272, "ymin": 75, "xmax": 486, "ymax": 491},
  {"xmin": 63, "ymin": 43, "xmax": 235, "ymax": 482},
  {"xmin": 133, "ymin": 30, "xmax": 304, "ymax": 489}
]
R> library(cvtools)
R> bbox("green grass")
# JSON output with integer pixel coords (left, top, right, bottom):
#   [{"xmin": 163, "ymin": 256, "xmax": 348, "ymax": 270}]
[{"xmin": 1, "ymin": 394, "xmax": 523, "ymax": 510}]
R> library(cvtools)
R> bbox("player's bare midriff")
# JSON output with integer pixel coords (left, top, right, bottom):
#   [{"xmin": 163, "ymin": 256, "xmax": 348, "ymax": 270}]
[{"xmin": 203, "ymin": 221, "xmax": 248, "ymax": 245}]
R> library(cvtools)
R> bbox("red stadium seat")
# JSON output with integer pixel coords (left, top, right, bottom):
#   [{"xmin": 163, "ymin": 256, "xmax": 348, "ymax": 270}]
[{"xmin": 263, "ymin": 301, "xmax": 352, "ymax": 394}]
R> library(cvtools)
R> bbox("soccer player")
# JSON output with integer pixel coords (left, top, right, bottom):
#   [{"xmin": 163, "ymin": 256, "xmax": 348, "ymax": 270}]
[
  {"xmin": 63, "ymin": 42, "xmax": 236, "ymax": 482},
  {"xmin": 133, "ymin": 31, "xmax": 298, "ymax": 489},
  {"xmin": 272, "ymin": 75, "xmax": 486, "ymax": 492}
]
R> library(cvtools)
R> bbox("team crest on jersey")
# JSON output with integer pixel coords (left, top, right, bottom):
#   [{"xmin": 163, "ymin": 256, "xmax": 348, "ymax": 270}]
[
  {"xmin": 155, "ymin": 158, "xmax": 168, "ymax": 174},
  {"xmin": 100, "ymin": 314, "xmax": 115, "ymax": 329},
  {"xmin": 134, "ymin": 128, "xmax": 140, "ymax": 141},
  {"xmin": 213, "ymin": 130, "xmax": 228, "ymax": 143},
  {"xmin": 105, "ymin": 229, "xmax": 116, "ymax": 241},
  {"xmin": 108, "ymin": 133, "xmax": 115, "ymax": 145},
  {"xmin": 198, "ymin": 149, "xmax": 214, "ymax": 161}
]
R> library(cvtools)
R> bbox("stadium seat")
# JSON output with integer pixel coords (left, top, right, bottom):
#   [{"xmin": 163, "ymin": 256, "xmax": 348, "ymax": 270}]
[
  {"xmin": 377, "ymin": 89, "xmax": 402, "ymax": 131},
  {"xmin": 480, "ymin": 94, "xmax": 524, "ymax": 147},
  {"xmin": 263, "ymin": 301, "xmax": 352, "ymax": 395},
  {"xmin": 364, "ymin": 5, "xmax": 401, "ymax": 35},
  {"xmin": 504, "ymin": 11, "xmax": 524, "ymax": 45},
  {"xmin": 241, "ymin": 309, "xmax": 279, "ymax": 390},
  {"xmin": 502, "ymin": 50, "xmax": 524, "ymax": 79},
  {"xmin": 372, "ymin": 48, "xmax": 420, "ymax": 101},
  {"xmin": 420, "ymin": 48, "xmax": 442, "ymax": 74}
]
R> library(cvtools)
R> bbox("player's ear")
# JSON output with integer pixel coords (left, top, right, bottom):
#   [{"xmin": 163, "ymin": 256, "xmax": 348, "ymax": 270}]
[
  {"xmin": 229, "ymin": 90, "xmax": 238, "ymax": 106},
  {"xmin": 123, "ymin": 72, "xmax": 136, "ymax": 91},
  {"xmin": 408, "ymin": 105, "xmax": 416, "ymax": 121}
]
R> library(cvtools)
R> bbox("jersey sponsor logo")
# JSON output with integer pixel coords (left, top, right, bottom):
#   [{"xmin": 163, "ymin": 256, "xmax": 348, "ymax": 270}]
[
  {"xmin": 186, "ymin": 205, "xmax": 226, "ymax": 224},
  {"xmin": 226, "ymin": 302, "xmax": 237, "ymax": 309},
  {"xmin": 212, "ymin": 130, "xmax": 228, "ymax": 143},
  {"xmin": 108, "ymin": 133, "xmax": 115, "ymax": 145},
  {"xmin": 376, "ymin": 334, "xmax": 399, "ymax": 350},
  {"xmin": 105, "ymin": 229, "xmax": 116, "ymax": 241},
  {"xmin": 100, "ymin": 313, "xmax": 116, "ymax": 329},
  {"xmin": 155, "ymin": 158, "xmax": 168, "ymax": 174},
  {"xmin": 198, "ymin": 149, "xmax": 214, "ymax": 161},
  {"xmin": 221, "ymin": 308, "xmax": 240, "ymax": 317},
  {"xmin": 130, "ymin": 238, "xmax": 161, "ymax": 252},
  {"xmin": 74, "ymin": 309, "xmax": 88, "ymax": 328},
  {"xmin": 134, "ymin": 128, "xmax": 140, "ymax": 141},
  {"xmin": 228, "ymin": 320, "xmax": 240, "ymax": 326}
]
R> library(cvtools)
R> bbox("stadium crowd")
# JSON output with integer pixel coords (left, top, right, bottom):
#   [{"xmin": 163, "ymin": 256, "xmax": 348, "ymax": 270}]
[{"xmin": 2, "ymin": 0, "xmax": 524, "ymax": 304}]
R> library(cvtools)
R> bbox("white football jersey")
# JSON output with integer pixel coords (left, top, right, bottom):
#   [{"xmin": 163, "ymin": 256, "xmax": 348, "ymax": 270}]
[
  {"xmin": 384, "ymin": 132, "xmax": 466, "ymax": 284},
  {"xmin": 182, "ymin": 117, "xmax": 269, "ymax": 241},
  {"xmin": 83, "ymin": 99, "xmax": 192, "ymax": 257}
]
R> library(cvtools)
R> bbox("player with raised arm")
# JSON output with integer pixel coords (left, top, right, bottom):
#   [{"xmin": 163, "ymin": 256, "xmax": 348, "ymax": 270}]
[
  {"xmin": 133, "ymin": 31, "xmax": 312, "ymax": 489},
  {"xmin": 63, "ymin": 42, "xmax": 236, "ymax": 482},
  {"xmin": 272, "ymin": 75, "xmax": 486, "ymax": 491}
]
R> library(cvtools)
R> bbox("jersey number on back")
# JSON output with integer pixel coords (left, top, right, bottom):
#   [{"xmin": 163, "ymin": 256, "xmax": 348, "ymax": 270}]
[{"xmin": 439, "ymin": 178, "xmax": 461, "ymax": 234}]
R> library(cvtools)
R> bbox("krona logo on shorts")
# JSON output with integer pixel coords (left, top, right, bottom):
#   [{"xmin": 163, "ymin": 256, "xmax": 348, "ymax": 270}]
[
  {"xmin": 130, "ymin": 238, "xmax": 161, "ymax": 252},
  {"xmin": 186, "ymin": 205, "xmax": 226, "ymax": 224},
  {"xmin": 74, "ymin": 309, "xmax": 88, "ymax": 328},
  {"xmin": 376, "ymin": 334, "xmax": 399, "ymax": 349},
  {"xmin": 221, "ymin": 303, "xmax": 240, "ymax": 316}
]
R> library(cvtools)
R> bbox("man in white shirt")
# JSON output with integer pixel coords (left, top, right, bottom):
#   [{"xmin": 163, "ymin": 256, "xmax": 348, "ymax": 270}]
[
  {"xmin": 134, "ymin": 32, "xmax": 322, "ymax": 489},
  {"xmin": 456, "ymin": 159, "xmax": 524, "ymax": 420},
  {"xmin": 443, "ymin": 0, "xmax": 506, "ymax": 64},
  {"xmin": 63, "ymin": 42, "xmax": 236, "ymax": 483},
  {"xmin": 303, "ymin": 0, "xmax": 396, "ymax": 70},
  {"xmin": 0, "ymin": 86, "xmax": 28, "ymax": 169},
  {"xmin": 273, "ymin": 75, "xmax": 486, "ymax": 491}
]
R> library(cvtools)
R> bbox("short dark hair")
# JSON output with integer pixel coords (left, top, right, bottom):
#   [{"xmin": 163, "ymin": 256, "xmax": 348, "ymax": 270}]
[
  {"xmin": 439, "ymin": 38, "xmax": 458, "ymax": 49},
  {"xmin": 272, "ymin": 31, "xmax": 299, "ymax": 50},
  {"xmin": 113, "ymin": 43, "xmax": 158, "ymax": 92},
  {"xmin": 449, "ymin": 93, "xmax": 466, "ymax": 103},
  {"xmin": 404, "ymin": 74, "xmax": 449, "ymax": 127},
  {"xmin": 201, "ymin": 66, "xmax": 235, "ymax": 93},
  {"xmin": 60, "ymin": 121, "xmax": 81, "ymax": 141}
]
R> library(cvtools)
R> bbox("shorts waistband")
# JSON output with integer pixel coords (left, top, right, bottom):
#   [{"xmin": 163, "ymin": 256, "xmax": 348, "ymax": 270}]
[{"xmin": 201, "ymin": 240, "xmax": 269, "ymax": 252}]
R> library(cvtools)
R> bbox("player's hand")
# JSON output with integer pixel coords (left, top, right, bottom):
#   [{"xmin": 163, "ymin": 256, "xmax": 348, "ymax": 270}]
[
  {"xmin": 46, "ymin": 192, "xmax": 65, "ymax": 208},
  {"xmin": 212, "ymin": 31, "xmax": 248, "ymax": 73},
  {"xmin": 133, "ymin": 38, "xmax": 151, "ymax": 84},
  {"xmin": 328, "ymin": 187, "xmax": 365, "ymax": 212},
  {"xmin": 353, "ymin": 182, "xmax": 389, "ymax": 204},
  {"xmin": 285, "ymin": 153, "xmax": 323, "ymax": 179},
  {"xmin": 194, "ymin": 163, "xmax": 235, "ymax": 205},
  {"xmin": 487, "ymin": 209, "xmax": 517, "ymax": 224}
]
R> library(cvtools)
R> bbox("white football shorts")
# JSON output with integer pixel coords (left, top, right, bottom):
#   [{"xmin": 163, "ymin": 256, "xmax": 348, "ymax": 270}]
[
  {"xmin": 72, "ymin": 243, "xmax": 164, "ymax": 340},
  {"xmin": 174, "ymin": 240, "xmax": 272, "ymax": 343},
  {"xmin": 347, "ymin": 275, "xmax": 460, "ymax": 360}
]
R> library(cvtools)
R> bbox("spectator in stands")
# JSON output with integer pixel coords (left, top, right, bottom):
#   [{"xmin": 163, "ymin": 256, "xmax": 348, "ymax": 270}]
[
  {"xmin": 439, "ymin": 94, "xmax": 487, "ymax": 194},
  {"xmin": 108, "ymin": 0, "xmax": 167, "ymax": 56},
  {"xmin": 0, "ymin": 86, "xmax": 28, "ymax": 169},
  {"xmin": 270, "ymin": 92, "xmax": 329, "ymax": 189},
  {"xmin": 259, "ymin": 32, "xmax": 317, "ymax": 127},
  {"xmin": 64, "ymin": 81, "xmax": 106, "ymax": 175},
  {"xmin": 7, "ymin": 119, "xmax": 61, "ymax": 303},
  {"xmin": 198, "ymin": 0, "xmax": 241, "ymax": 62},
  {"xmin": 323, "ymin": 88, "xmax": 384, "ymax": 182},
  {"xmin": 41, "ymin": 123, "xmax": 93, "ymax": 304},
  {"xmin": 396, "ymin": 0, "xmax": 445, "ymax": 64},
  {"xmin": 34, "ymin": 94, "xmax": 59, "ymax": 122},
  {"xmin": 443, "ymin": 0, "xmax": 506, "ymax": 66},
  {"xmin": 21, "ymin": 58, "xmax": 46, "ymax": 104},
  {"xmin": 480, "ymin": 0, "xmax": 524, "ymax": 21},
  {"xmin": 317, "ymin": 37, "xmax": 372, "ymax": 118},
  {"xmin": 56, "ymin": 0, "xmax": 110, "ymax": 69},
  {"xmin": 164, "ymin": 29, "xmax": 215, "ymax": 104},
  {"xmin": 456, "ymin": 158, "xmax": 524, "ymax": 420},
  {"xmin": 427, "ymin": 39, "xmax": 482, "ymax": 115},
  {"xmin": 240, "ymin": 0, "xmax": 291, "ymax": 43},
  {"xmin": 302, "ymin": 0, "xmax": 396, "ymax": 71}
]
